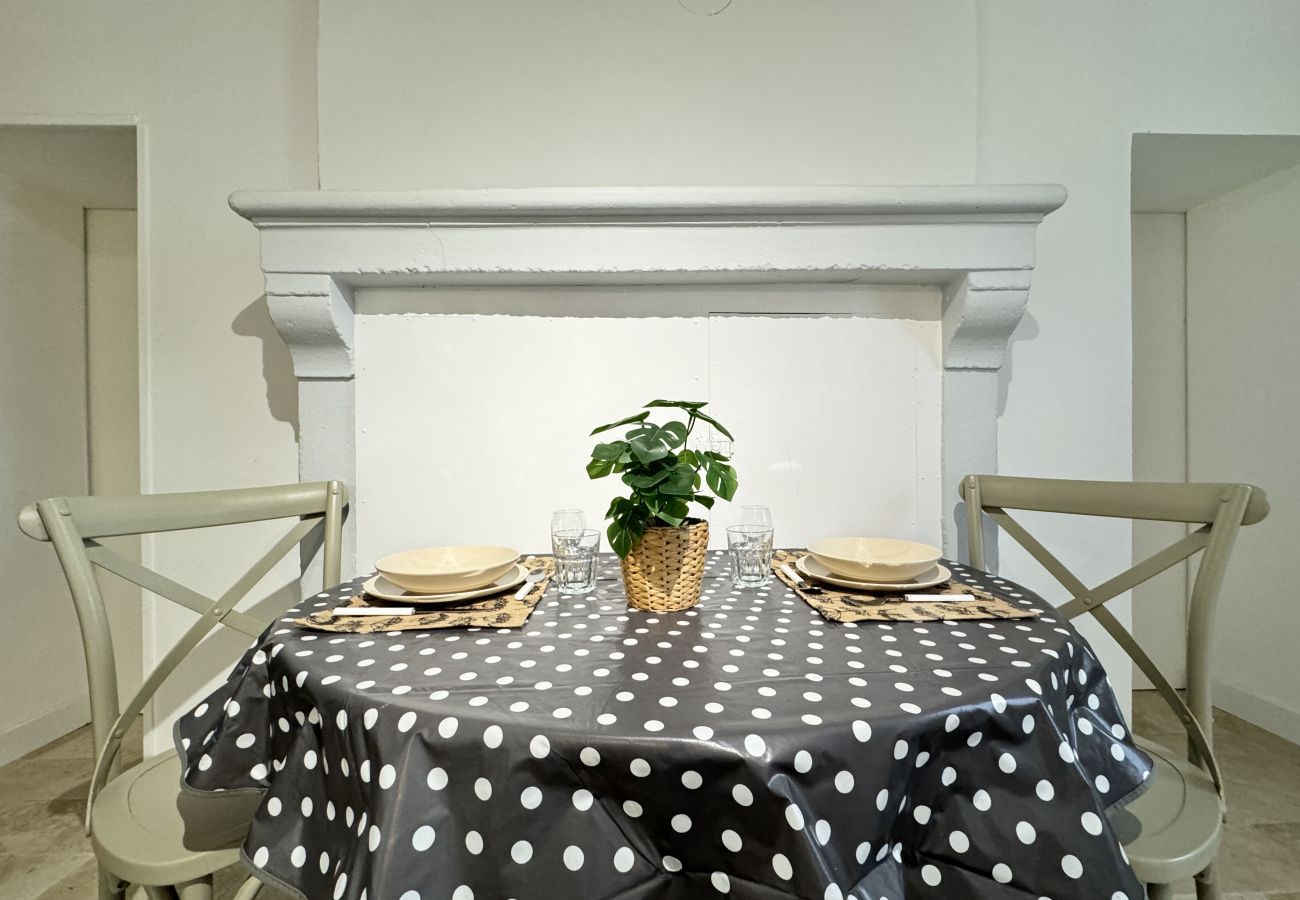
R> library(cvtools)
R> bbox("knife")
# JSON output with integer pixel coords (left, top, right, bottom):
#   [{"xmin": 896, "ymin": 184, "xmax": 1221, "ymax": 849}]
[{"xmin": 333, "ymin": 605, "xmax": 415, "ymax": 616}]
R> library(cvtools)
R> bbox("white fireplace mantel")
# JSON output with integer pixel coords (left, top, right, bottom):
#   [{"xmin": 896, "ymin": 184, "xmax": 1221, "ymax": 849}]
[{"xmin": 230, "ymin": 185, "xmax": 1065, "ymax": 575}]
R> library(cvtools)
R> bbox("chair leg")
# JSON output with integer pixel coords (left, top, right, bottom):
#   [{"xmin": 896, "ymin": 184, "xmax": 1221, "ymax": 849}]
[
  {"xmin": 232, "ymin": 876, "xmax": 265, "ymax": 900},
  {"xmin": 1194, "ymin": 864, "xmax": 1222, "ymax": 900},
  {"xmin": 97, "ymin": 866, "xmax": 126, "ymax": 900},
  {"xmin": 142, "ymin": 887, "xmax": 177, "ymax": 900},
  {"xmin": 175, "ymin": 876, "xmax": 214, "ymax": 900},
  {"xmin": 1147, "ymin": 883, "xmax": 1175, "ymax": 900}
]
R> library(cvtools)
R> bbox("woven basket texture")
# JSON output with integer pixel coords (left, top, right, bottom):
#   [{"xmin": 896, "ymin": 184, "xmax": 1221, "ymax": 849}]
[{"xmin": 620, "ymin": 519, "xmax": 710, "ymax": 612}]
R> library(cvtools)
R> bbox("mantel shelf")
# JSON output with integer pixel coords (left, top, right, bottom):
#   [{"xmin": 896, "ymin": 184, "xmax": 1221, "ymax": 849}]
[{"xmin": 231, "ymin": 184, "xmax": 1065, "ymax": 223}]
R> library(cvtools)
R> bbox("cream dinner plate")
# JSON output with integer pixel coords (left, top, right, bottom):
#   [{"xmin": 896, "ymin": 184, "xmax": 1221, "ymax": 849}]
[
  {"xmin": 363, "ymin": 564, "xmax": 528, "ymax": 605},
  {"xmin": 376, "ymin": 545, "xmax": 520, "ymax": 594},
  {"xmin": 805, "ymin": 536, "xmax": 941, "ymax": 582},
  {"xmin": 796, "ymin": 554, "xmax": 951, "ymax": 591}
]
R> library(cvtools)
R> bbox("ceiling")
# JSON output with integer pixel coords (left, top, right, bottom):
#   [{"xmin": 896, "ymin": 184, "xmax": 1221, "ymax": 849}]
[{"xmin": 1132, "ymin": 133, "xmax": 1300, "ymax": 213}]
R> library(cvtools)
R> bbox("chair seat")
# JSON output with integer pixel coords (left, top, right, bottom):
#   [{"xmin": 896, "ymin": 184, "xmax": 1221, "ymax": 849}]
[
  {"xmin": 91, "ymin": 751, "xmax": 261, "ymax": 886},
  {"xmin": 1110, "ymin": 735, "xmax": 1223, "ymax": 885}
]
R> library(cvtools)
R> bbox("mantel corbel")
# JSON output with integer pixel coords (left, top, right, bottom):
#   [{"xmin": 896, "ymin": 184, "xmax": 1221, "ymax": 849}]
[
  {"xmin": 264, "ymin": 273, "xmax": 356, "ymax": 380},
  {"xmin": 264, "ymin": 272, "xmax": 357, "ymax": 586},
  {"xmin": 939, "ymin": 269, "xmax": 1034, "ymax": 563}
]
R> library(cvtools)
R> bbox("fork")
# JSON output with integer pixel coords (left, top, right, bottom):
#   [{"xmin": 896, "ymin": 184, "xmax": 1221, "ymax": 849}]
[{"xmin": 779, "ymin": 563, "xmax": 825, "ymax": 595}]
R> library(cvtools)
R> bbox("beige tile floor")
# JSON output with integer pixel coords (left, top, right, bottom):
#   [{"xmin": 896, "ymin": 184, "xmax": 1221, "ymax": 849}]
[{"xmin": 1, "ymin": 693, "xmax": 1297, "ymax": 899}]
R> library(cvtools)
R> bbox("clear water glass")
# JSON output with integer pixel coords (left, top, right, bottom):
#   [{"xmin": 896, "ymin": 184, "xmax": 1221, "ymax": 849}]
[
  {"xmin": 551, "ymin": 508, "xmax": 586, "ymax": 535},
  {"xmin": 738, "ymin": 505, "xmax": 772, "ymax": 527},
  {"xmin": 551, "ymin": 528, "xmax": 600, "ymax": 595},
  {"xmin": 727, "ymin": 524, "xmax": 774, "ymax": 589},
  {"xmin": 691, "ymin": 429, "xmax": 734, "ymax": 461}
]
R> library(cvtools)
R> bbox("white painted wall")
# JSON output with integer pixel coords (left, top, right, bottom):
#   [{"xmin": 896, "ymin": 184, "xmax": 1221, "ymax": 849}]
[
  {"xmin": 1130, "ymin": 213, "xmax": 1189, "ymax": 689},
  {"xmin": 0, "ymin": 3, "xmax": 318, "ymax": 752},
  {"xmin": 1186, "ymin": 163, "xmax": 1300, "ymax": 743},
  {"xmin": 353, "ymin": 287, "xmax": 942, "ymax": 566},
  {"xmin": 1, "ymin": 143, "xmax": 88, "ymax": 762},
  {"xmin": 0, "ymin": 126, "xmax": 136, "ymax": 764},
  {"xmin": 976, "ymin": 0, "xmax": 1300, "ymax": 707},
  {"xmin": 317, "ymin": 0, "xmax": 977, "ymax": 188}
]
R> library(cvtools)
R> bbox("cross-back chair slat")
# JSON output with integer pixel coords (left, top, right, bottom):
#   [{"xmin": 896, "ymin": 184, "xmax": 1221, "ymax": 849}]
[
  {"xmin": 18, "ymin": 480, "xmax": 348, "ymax": 835},
  {"xmin": 960, "ymin": 475, "xmax": 1266, "ymax": 808}
]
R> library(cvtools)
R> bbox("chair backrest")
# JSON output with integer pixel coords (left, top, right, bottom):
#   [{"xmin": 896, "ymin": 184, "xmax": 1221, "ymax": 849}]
[
  {"xmin": 17, "ymin": 480, "xmax": 347, "ymax": 828},
  {"xmin": 960, "ymin": 474, "xmax": 1267, "ymax": 802}
]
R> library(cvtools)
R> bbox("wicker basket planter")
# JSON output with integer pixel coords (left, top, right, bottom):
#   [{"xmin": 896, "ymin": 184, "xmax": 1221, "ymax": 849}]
[{"xmin": 620, "ymin": 518, "xmax": 710, "ymax": 612}]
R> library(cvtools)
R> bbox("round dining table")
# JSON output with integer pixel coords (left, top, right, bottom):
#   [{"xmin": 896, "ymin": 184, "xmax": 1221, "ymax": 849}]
[{"xmin": 179, "ymin": 551, "xmax": 1151, "ymax": 900}]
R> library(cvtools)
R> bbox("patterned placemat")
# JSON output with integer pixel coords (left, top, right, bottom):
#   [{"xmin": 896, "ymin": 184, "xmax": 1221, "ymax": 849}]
[
  {"xmin": 294, "ymin": 556, "xmax": 555, "ymax": 633},
  {"xmin": 771, "ymin": 550, "xmax": 1037, "ymax": 624}
]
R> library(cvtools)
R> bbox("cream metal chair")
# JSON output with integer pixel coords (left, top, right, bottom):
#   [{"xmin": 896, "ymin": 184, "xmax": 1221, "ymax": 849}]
[
  {"xmin": 960, "ymin": 475, "xmax": 1268, "ymax": 900},
  {"xmin": 18, "ymin": 481, "xmax": 348, "ymax": 900}
]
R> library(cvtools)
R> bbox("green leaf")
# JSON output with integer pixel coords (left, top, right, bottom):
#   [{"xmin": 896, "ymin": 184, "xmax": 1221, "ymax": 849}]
[
  {"xmin": 678, "ymin": 449, "xmax": 699, "ymax": 468},
  {"xmin": 590, "ymin": 410, "xmax": 650, "ymax": 436},
  {"xmin": 629, "ymin": 436, "xmax": 670, "ymax": 465},
  {"xmin": 693, "ymin": 494, "xmax": 716, "ymax": 509},
  {"xmin": 591, "ymin": 441, "xmax": 627, "ymax": 462},
  {"xmin": 626, "ymin": 423, "xmax": 660, "ymax": 442},
  {"xmin": 627, "ymin": 505, "xmax": 649, "ymax": 530},
  {"xmin": 659, "ymin": 420, "xmax": 688, "ymax": 448},
  {"xmin": 586, "ymin": 458, "xmax": 614, "ymax": 479},
  {"xmin": 608, "ymin": 522, "xmax": 633, "ymax": 558},
  {"xmin": 691, "ymin": 410, "xmax": 734, "ymax": 440},
  {"xmin": 705, "ymin": 461, "xmax": 739, "ymax": 500},
  {"xmin": 656, "ymin": 507, "xmax": 686, "ymax": 527},
  {"xmin": 655, "ymin": 496, "xmax": 691, "ymax": 527},
  {"xmin": 659, "ymin": 465, "xmax": 696, "ymax": 497},
  {"xmin": 625, "ymin": 467, "xmax": 671, "ymax": 489},
  {"xmin": 644, "ymin": 399, "xmax": 707, "ymax": 410}
]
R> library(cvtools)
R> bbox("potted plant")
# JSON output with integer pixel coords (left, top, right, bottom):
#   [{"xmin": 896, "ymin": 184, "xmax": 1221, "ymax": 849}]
[{"xmin": 587, "ymin": 399, "xmax": 738, "ymax": 611}]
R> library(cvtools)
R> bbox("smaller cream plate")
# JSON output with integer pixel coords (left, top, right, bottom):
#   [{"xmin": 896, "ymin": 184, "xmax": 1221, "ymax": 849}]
[
  {"xmin": 796, "ymin": 554, "xmax": 951, "ymax": 591},
  {"xmin": 363, "ymin": 564, "xmax": 528, "ymax": 605}
]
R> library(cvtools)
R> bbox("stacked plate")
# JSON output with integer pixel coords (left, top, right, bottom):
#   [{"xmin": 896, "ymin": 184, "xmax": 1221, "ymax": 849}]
[
  {"xmin": 797, "ymin": 537, "xmax": 949, "ymax": 590},
  {"xmin": 364, "ymin": 545, "xmax": 524, "ymax": 606}
]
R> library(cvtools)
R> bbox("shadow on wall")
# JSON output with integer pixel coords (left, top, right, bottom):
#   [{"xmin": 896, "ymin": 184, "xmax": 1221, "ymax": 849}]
[
  {"xmin": 232, "ymin": 295, "xmax": 298, "ymax": 441},
  {"xmin": 998, "ymin": 310, "xmax": 1040, "ymax": 417}
]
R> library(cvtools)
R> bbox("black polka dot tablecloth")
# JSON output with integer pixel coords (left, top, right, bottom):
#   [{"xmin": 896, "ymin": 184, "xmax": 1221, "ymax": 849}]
[{"xmin": 178, "ymin": 552, "xmax": 1152, "ymax": 900}]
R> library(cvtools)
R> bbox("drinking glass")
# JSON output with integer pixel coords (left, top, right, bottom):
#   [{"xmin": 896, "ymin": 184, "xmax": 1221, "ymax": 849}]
[
  {"xmin": 738, "ymin": 505, "xmax": 772, "ymax": 527},
  {"xmin": 551, "ymin": 508, "xmax": 586, "ymax": 535},
  {"xmin": 692, "ymin": 429, "xmax": 734, "ymax": 461},
  {"xmin": 727, "ymin": 524, "xmax": 774, "ymax": 589},
  {"xmin": 551, "ymin": 528, "xmax": 600, "ymax": 595}
]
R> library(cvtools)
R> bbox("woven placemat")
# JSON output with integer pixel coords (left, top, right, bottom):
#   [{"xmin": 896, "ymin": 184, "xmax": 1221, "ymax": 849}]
[
  {"xmin": 294, "ymin": 556, "xmax": 555, "ymax": 633},
  {"xmin": 771, "ymin": 550, "xmax": 1036, "ymax": 624}
]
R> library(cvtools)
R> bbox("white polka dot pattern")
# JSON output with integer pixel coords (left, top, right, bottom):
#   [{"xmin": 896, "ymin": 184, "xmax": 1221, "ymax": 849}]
[{"xmin": 182, "ymin": 552, "xmax": 1150, "ymax": 899}]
